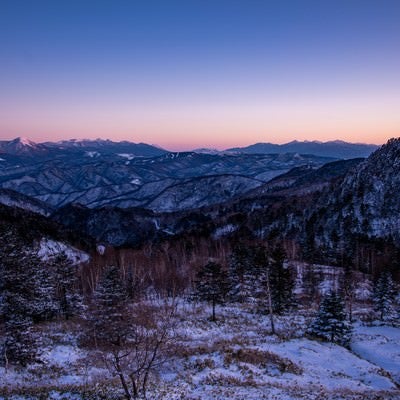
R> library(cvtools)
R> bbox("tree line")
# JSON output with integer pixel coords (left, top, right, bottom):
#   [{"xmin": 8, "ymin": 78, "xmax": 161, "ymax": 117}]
[{"xmin": 1, "ymin": 229, "xmax": 399, "ymax": 397}]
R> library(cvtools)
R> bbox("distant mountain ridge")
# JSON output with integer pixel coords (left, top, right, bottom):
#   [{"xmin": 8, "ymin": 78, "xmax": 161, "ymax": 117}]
[
  {"xmin": 0, "ymin": 137, "xmax": 378, "ymax": 160},
  {"xmin": 0, "ymin": 148, "xmax": 333, "ymax": 211},
  {"xmin": 226, "ymin": 140, "xmax": 378, "ymax": 159},
  {"xmin": 0, "ymin": 137, "xmax": 167, "ymax": 158}
]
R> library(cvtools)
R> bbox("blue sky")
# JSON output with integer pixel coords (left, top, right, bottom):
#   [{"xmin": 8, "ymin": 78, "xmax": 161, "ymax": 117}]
[{"xmin": 1, "ymin": 0, "xmax": 399, "ymax": 149}]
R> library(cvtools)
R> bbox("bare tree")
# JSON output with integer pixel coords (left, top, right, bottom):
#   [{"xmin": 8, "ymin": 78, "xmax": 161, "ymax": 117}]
[
  {"xmin": 254, "ymin": 246, "xmax": 276, "ymax": 334},
  {"xmin": 101, "ymin": 300, "xmax": 177, "ymax": 399},
  {"xmin": 85, "ymin": 267, "xmax": 177, "ymax": 400}
]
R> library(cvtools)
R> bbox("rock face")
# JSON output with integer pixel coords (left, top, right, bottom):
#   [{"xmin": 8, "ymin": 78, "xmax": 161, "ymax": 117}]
[
  {"xmin": 314, "ymin": 138, "xmax": 400, "ymax": 243},
  {"xmin": 231, "ymin": 137, "xmax": 400, "ymax": 264}
]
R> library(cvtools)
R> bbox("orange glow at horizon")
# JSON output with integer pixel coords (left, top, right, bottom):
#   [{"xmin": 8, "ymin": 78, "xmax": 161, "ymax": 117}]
[{"xmin": 0, "ymin": 96, "xmax": 398, "ymax": 150}]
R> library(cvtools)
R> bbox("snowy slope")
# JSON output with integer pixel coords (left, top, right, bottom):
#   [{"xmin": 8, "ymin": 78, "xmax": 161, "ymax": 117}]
[{"xmin": 37, "ymin": 238, "xmax": 90, "ymax": 264}]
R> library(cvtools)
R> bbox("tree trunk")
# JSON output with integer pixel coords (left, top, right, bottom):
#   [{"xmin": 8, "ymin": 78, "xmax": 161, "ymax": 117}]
[
  {"xmin": 129, "ymin": 373, "xmax": 139, "ymax": 399},
  {"xmin": 266, "ymin": 270, "xmax": 275, "ymax": 334},
  {"xmin": 212, "ymin": 298, "xmax": 216, "ymax": 322},
  {"xmin": 113, "ymin": 353, "xmax": 132, "ymax": 400}
]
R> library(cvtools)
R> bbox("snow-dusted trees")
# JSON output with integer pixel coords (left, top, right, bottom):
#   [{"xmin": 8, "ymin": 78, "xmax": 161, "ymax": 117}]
[
  {"xmin": 308, "ymin": 291, "xmax": 352, "ymax": 346},
  {"xmin": 254, "ymin": 245, "xmax": 276, "ymax": 334},
  {"xmin": 373, "ymin": 271, "xmax": 398, "ymax": 323},
  {"xmin": 228, "ymin": 243, "xmax": 296, "ymax": 313},
  {"xmin": 268, "ymin": 245, "xmax": 296, "ymax": 314},
  {"xmin": 52, "ymin": 253, "xmax": 83, "ymax": 320},
  {"xmin": 193, "ymin": 261, "xmax": 231, "ymax": 321},
  {"xmin": 0, "ymin": 228, "xmax": 52, "ymax": 366},
  {"xmin": 86, "ymin": 265, "xmax": 176, "ymax": 399},
  {"xmin": 228, "ymin": 245, "xmax": 257, "ymax": 303},
  {"xmin": 89, "ymin": 265, "xmax": 130, "ymax": 347}
]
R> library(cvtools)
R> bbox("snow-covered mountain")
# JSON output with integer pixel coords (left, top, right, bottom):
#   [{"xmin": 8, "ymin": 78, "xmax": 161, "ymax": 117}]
[
  {"xmin": 311, "ymin": 138, "xmax": 400, "ymax": 244},
  {"xmin": 0, "ymin": 137, "xmax": 49, "ymax": 156},
  {"xmin": 227, "ymin": 140, "xmax": 378, "ymax": 159},
  {"xmin": 0, "ymin": 188, "xmax": 54, "ymax": 216},
  {"xmin": 0, "ymin": 144, "xmax": 334, "ymax": 210}
]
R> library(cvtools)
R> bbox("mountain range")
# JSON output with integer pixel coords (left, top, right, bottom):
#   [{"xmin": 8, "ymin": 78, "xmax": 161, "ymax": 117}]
[
  {"xmin": 0, "ymin": 137, "xmax": 343, "ymax": 211},
  {"xmin": 227, "ymin": 140, "xmax": 378, "ymax": 159},
  {"xmin": 0, "ymin": 136, "xmax": 399, "ymax": 270},
  {"xmin": 0, "ymin": 137, "xmax": 378, "ymax": 159}
]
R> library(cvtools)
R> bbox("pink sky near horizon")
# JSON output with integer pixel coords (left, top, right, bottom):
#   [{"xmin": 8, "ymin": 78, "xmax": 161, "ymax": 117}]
[{"xmin": 1, "ymin": 88, "xmax": 398, "ymax": 150}]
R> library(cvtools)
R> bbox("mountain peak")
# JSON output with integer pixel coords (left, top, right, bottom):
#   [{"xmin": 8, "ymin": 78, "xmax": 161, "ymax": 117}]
[
  {"xmin": 0, "ymin": 137, "xmax": 44, "ymax": 155},
  {"xmin": 16, "ymin": 136, "xmax": 36, "ymax": 146}
]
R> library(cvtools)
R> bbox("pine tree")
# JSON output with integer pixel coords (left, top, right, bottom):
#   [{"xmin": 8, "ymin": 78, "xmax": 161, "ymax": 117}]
[
  {"xmin": 193, "ymin": 261, "xmax": 230, "ymax": 321},
  {"xmin": 90, "ymin": 265, "xmax": 130, "ymax": 347},
  {"xmin": 228, "ymin": 245, "xmax": 256, "ymax": 303},
  {"xmin": 30, "ymin": 256, "xmax": 58, "ymax": 323},
  {"xmin": 52, "ymin": 253, "xmax": 84, "ymax": 320},
  {"xmin": 373, "ymin": 271, "xmax": 398, "ymax": 323},
  {"xmin": 308, "ymin": 291, "xmax": 352, "ymax": 347},
  {"xmin": 269, "ymin": 245, "xmax": 296, "ymax": 314},
  {"xmin": 0, "ymin": 228, "xmax": 41, "ymax": 366}
]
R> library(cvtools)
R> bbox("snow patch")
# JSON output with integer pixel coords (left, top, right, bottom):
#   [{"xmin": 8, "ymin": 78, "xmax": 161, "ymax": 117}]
[
  {"xmin": 118, "ymin": 153, "xmax": 134, "ymax": 160},
  {"xmin": 18, "ymin": 136, "xmax": 35, "ymax": 146},
  {"xmin": 85, "ymin": 151, "xmax": 100, "ymax": 158},
  {"xmin": 96, "ymin": 244, "xmax": 106, "ymax": 255},
  {"xmin": 212, "ymin": 224, "xmax": 238, "ymax": 239},
  {"xmin": 352, "ymin": 324, "xmax": 400, "ymax": 384},
  {"xmin": 38, "ymin": 238, "xmax": 90, "ymax": 264}
]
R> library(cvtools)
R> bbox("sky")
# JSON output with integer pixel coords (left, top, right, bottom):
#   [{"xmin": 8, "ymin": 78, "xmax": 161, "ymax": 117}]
[{"xmin": 0, "ymin": 0, "xmax": 399, "ymax": 150}]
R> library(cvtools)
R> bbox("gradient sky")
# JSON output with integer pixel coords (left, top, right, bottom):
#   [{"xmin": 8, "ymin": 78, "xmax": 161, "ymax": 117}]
[{"xmin": 0, "ymin": 0, "xmax": 399, "ymax": 150}]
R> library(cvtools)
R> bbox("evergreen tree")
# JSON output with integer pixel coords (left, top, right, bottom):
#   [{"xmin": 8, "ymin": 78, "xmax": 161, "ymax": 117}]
[
  {"xmin": 193, "ymin": 261, "xmax": 230, "ymax": 321},
  {"xmin": 52, "ymin": 253, "xmax": 84, "ymax": 320},
  {"xmin": 30, "ymin": 257, "xmax": 58, "ymax": 323},
  {"xmin": 373, "ymin": 271, "xmax": 398, "ymax": 322},
  {"xmin": 90, "ymin": 265, "xmax": 130, "ymax": 347},
  {"xmin": 308, "ymin": 291, "xmax": 352, "ymax": 346},
  {"xmin": 0, "ymin": 228, "xmax": 41, "ymax": 366},
  {"xmin": 269, "ymin": 245, "xmax": 296, "ymax": 314},
  {"xmin": 228, "ymin": 245, "xmax": 256, "ymax": 303},
  {"xmin": 254, "ymin": 245, "xmax": 276, "ymax": 334}
]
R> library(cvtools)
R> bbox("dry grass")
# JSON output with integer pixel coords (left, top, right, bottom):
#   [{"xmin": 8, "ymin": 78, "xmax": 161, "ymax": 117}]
[{"xmin": 224, "ymin": 348, "xmax": 304, "ymax": 375}]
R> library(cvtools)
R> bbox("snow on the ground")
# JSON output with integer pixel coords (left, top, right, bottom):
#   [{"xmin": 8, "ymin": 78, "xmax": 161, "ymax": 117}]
[
  {"xmin": 37, "ymin": 238, "xmax": 90, "ymax": 264},
  {"xmin": 163, "ymin": 304, "xmax": 400, "ymax": 399},
  {"xmin": 265, "ymin": 339, "xmax": 393, "ymax": 390},
  {"xmin": 352, "ymin": 324, "xmax": 400, "ymax": 384},
  {"xmin": 1, "ymin": 303, "xmax": 400, "ymax": 399}
]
